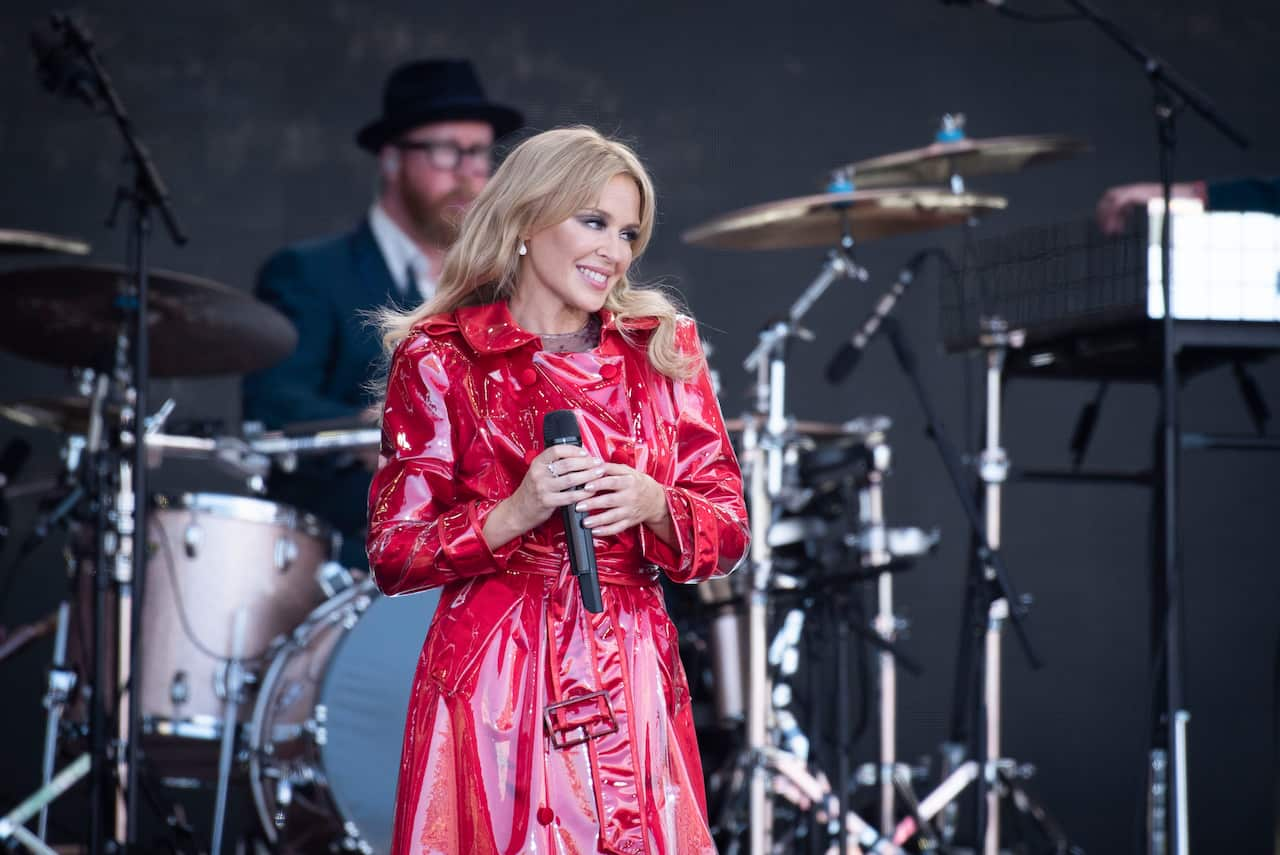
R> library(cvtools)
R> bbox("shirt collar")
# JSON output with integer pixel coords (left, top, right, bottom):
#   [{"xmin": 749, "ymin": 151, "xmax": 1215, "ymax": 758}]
[{"xmin": 368, "ymin": 201, "xmax": 432, "ymax": 291}]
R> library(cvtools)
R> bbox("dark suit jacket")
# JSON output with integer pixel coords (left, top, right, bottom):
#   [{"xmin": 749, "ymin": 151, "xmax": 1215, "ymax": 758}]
[{"xmin": 243, "ymin": 218, "xmax": 421, "ymax": 566}]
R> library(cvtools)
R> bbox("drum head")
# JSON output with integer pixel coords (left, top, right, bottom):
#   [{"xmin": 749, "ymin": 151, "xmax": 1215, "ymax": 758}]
[{"xmin": 319, "ymin": 585, "xmax": 440, "ymax": 853}]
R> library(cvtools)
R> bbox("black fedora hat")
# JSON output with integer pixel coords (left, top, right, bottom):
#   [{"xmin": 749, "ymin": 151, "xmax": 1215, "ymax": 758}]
[{"xmin": 355, "ymin": 59, "xmax": 523, "ymax": 152}]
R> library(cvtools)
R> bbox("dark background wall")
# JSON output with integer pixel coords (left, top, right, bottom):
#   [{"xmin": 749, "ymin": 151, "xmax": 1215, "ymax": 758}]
[{"xmin": 1, "ymin": 1, "xmax": 1277, "ymax": 852}]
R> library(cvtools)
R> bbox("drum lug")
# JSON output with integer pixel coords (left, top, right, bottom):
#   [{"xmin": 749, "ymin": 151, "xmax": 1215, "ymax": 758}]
[
  {"xmin": 273, "ymin": 776, "xmax": 292, "ymax": 830},
  {"xmin": 183, "ymin": 521, "xmax": 202, "ymax": 558},
  {"xmin": 170, "ymin": 670, "xmax": 190, "ymax": 706},
  {"xmin": 316, "ymin": 560, "xmax": 355, "ymax": 598},
  {"xmin": 213, "ymin": 661, "xmax": 253, "ymax": 702},
  {"xmin": 274, "ymin": 536, "xmax": 300, "ymax": 573},
  {"xmin": 341, "ymin": 821, "xmax": 374, "ymax": 854},
  {"xmin": 308, "ymin": 704, "xmax": 328, "ymax": 746}
]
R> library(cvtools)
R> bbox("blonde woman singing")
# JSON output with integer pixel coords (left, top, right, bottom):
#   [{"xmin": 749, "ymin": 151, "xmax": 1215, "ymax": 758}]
[{"xmin": 368, "ymin": 126, "xmax": 749, "ymax": 855}]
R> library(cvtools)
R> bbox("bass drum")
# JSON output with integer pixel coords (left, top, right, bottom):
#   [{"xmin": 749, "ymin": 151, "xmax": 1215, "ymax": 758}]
[{"xmin": 247, "ymin": 577, "xmax": 440, "ymax": 853}]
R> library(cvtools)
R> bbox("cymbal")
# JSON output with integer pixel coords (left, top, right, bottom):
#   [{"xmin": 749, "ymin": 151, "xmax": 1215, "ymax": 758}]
[
  {"xmin": 0, "ymin": 396, "xmax": 109, "ymax": 434},
  {"xmin": 724, "ymin": 418, "xmax": 857, "ymax": 438},
  {"xmin": 0, "ymin": 229, "xmax": 90, "ymax": 256},
  {"xmin": 682, "ymin": 188, "xmax": 1007, "ymax": 251},
  {"xmin": 0, "ymin": 264, "xmax": 298, "ymax": 377},
  {"xmin": 839, "ymin": 134, "xmax": 1090, "ymax": 189}
]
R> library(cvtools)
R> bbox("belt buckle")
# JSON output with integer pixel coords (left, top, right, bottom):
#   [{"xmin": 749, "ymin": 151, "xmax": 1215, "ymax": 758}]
[{"xmin": 543, "ymin": 690, "xmax": 618, "ymax": 749}]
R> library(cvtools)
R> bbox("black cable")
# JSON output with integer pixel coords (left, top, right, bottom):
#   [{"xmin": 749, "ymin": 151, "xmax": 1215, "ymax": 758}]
[
  {"xmin": 848, "ymin": 566, "xmax": 872, "ymax": 746},
  {"xmin": 994, "ymin": 4, "xmax": 1083, "ymax": 24},
  {"xmin": 152, "ymin": 516, "xmax": 267, "ymax": 666}
]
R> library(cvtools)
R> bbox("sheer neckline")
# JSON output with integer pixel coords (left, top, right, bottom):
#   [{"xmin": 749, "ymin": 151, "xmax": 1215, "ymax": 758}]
[{"xmin": 537, "ymin": 313, "xmax": 602, "ymax": 354}]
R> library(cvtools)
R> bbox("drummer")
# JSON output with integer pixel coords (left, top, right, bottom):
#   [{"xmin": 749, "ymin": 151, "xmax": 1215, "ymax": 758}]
[{"xmin": 242, "ymin": 60, "xmax": 523, "ymax": 568}]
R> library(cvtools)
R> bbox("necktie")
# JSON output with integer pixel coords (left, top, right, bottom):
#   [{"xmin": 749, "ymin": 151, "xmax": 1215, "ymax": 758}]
[{"xmin": 403, "ymin": 261, "xmax": 417, "ymax": 299}]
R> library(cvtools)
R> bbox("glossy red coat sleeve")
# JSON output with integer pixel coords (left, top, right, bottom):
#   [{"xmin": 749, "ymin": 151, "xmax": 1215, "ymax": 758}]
[
  {"xmin": 366, "ymin": 333, "xmax": 520, "ymax": 596},
  {"xmin": 640, "ymin": 320, "xmax": 749, "ymax": 583}
]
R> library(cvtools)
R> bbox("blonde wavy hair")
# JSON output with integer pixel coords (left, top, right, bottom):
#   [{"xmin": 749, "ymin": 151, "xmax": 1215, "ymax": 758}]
[{"xmin": 375, "ymin": 126, "xmax": 694, "ymax": 380}]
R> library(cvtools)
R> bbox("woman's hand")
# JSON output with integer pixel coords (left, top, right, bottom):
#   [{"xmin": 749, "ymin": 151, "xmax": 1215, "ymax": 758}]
[
  {"xmin": 575, "ymin": 463, "xmax": 671, "ymax": 539},
  {"xmin": 484, "ymin": 446, "xmax": 604, "ymax": 548}
]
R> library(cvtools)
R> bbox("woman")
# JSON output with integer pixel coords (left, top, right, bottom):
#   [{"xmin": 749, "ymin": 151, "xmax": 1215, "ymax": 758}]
[{"xmin": 367, "ymin": 127, "xmax": 749, "ymax": 855}]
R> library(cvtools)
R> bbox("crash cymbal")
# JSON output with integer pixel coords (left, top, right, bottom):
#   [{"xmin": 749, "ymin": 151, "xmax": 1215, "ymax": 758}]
[
  {"xmin": 0, "ymin": 264, "xmax": 298, "ymax": 377},
  {"xmin": 682, "ymin": 188, "xmax": 1006, "ymax": 251},
  {"xmin": 838, "ymin": 134, "xmax": 1090, "ymax": 189},
  {"xmin": 0, "ymin": 229, "xmax": 90, "ymax": 256}
]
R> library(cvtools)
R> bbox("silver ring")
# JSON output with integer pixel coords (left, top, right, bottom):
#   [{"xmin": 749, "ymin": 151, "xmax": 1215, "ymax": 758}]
[{"xmin": 546, "ymin": 462, "xmax": 557, "ymax": 477}]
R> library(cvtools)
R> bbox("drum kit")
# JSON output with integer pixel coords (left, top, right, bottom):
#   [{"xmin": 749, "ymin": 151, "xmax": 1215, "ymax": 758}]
[
  {"xmin": 0, "ymin": 248, "xmax": 417, "ymax": 852},
  {"xmin": 0, "ymin": 115, "xmax": 1089, "ymax": 854},
  {"xmin": 680, "ymin": 114, "xmax": 1088, "ymax": 855}
]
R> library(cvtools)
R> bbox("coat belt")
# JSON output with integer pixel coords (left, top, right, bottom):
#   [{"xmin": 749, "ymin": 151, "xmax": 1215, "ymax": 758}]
[{"xmin": 542, "ymin": 552, "xmax": 653, "ymax": 854}]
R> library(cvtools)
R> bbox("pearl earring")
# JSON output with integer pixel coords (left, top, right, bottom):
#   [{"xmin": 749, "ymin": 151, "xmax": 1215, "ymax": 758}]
[{"xmin": 518, "ymin": 240, "xmax": 528, "ymax": 257}]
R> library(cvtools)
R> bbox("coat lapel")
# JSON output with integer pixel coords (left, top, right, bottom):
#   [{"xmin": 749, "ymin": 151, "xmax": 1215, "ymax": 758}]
[{"xmin": 349, "ymin": 218, "xmax": 419, "ymax": 312}]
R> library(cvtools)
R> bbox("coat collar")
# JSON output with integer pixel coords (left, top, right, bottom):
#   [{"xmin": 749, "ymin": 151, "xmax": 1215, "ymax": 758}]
[{"xmin": 439, "ymin": 301, "xmax": 659, "ymax": 355}]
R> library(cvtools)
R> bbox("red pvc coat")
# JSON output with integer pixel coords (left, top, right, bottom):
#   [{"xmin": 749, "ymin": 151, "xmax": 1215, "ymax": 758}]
[{"xmin": 367, "ymin": 301, "xmax": 749, "ymax": 855}]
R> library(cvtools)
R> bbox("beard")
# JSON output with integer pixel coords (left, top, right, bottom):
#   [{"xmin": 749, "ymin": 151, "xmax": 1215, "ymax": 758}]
[{"xmin": 400, "ymin": 184, "xmax": 474, "ymax": 249}]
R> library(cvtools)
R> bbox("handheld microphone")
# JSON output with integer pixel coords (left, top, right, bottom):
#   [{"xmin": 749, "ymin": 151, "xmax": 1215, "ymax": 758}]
[
  {"xmin": 542, "ymin": 410, "xmax": 603, "ymax": 614},
  {"xmin": 825, "ymin": 252, "xmax": 928, "ymax": 385}
]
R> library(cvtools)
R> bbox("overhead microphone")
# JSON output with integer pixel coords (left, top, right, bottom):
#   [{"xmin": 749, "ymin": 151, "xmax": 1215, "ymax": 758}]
[
  {"xmin": 542, "ymin": 410, "xmax": 604, "ymax": 614},
  {"xmin": 825, "ymin": 252, "xmax": 929, "ymax": 385},
  {"xmin": 29, "ymin": 21, "xmax": 101, "ymax": 110}
]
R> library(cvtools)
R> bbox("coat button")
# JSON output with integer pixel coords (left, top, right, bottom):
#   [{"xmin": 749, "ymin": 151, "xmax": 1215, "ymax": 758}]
[
  {"xmin": 599, "ymin": 362, "xmax": 619, "ymax": 380},
  {"xmin": 519, "ymin": 368, "xmax": 539, "ymax": 386}
]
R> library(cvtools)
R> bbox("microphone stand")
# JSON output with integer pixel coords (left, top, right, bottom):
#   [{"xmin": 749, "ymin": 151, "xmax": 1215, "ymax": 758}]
[
  {"xmin": 46, "ymin": 11, "xmax": 187, "ymax": 850},
  {"xmin": 1055, "ymin": 5, "xmax": 1249, "ymax": 853}
]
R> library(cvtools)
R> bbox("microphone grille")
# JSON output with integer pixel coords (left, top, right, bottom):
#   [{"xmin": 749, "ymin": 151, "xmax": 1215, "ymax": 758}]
[{"xmin": 542, "ymin": 409, "xmax": 581, "ymax": 445}]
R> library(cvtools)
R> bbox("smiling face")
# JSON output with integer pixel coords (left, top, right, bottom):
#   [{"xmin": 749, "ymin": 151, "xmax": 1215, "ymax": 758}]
[{"xmin": 510, "ymin": 173, "xmax": 642, "ymax": 334}]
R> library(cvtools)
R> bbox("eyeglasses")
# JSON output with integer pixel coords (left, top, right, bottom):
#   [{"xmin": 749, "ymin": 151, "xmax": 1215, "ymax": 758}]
[{"xmin": 393, "ymin": 138, "xmax": 493, "ymax": 174}]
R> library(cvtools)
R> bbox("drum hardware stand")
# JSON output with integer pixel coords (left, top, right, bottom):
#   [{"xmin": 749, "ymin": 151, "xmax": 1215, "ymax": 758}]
[
  {"xmin": 728, "ymin": 235, "xmax": 875, "ymax": 855},
  {"xmin": 210, "ymin": 608, "xmax": 249, "ymax": 855},
  {"xmin": 38, "ymin": 601, "xmax": 76, "ymax": 842},
  {"xmin": 31, "ymin": 11, "xmax": 188, "ymax": 850},
  {"xmin": 875, "ymin": 316, "xmax": 1064, "ymax": 854},
  {"xmin": 0, "ymin": 754, "xmax": 92, "ymax": 855},
  {"xmin": 832, "ymin": 426, "xmax": 938, "ymax": 845},
  {"xmin": 861, "ymin": 427, "xmax": 906, "ymax": 837}
]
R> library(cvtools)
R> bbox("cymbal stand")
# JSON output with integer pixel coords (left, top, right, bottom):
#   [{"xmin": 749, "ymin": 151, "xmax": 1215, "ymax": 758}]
[
  {"xmin": 737, "ymin": 239, "xmax": 867, "ymax": 855},
  {"xmin": 860, "ymin": 428, "xmax": 901, "ymax": 837}
]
